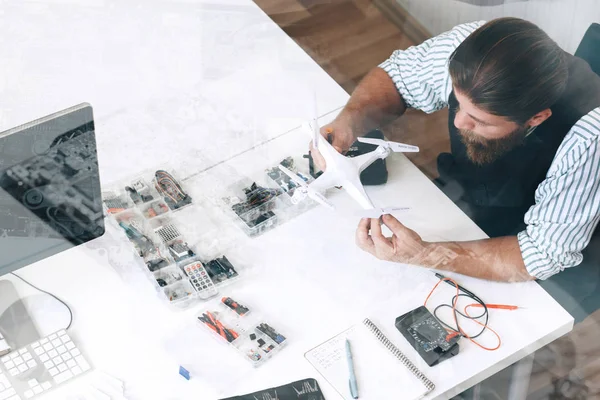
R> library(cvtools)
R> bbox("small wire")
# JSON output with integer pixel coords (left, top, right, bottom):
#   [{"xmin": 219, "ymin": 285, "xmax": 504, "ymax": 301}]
[
  {"xmin": 10, "ymin": 272, "xmax": 73, "ymax": 330},
  {"xmin": 425, "ymin": 277, "xmax": 501, "ymax": 351}
]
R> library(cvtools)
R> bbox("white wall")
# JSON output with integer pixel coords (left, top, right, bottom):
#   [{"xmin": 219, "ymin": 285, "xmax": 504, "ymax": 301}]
[{"xmin": 396, "ymin": 0, "xmax": 600, "ymax": 53}]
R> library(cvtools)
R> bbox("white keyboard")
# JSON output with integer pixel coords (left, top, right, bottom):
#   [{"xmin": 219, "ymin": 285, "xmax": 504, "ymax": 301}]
[{"xmin": 0, "ymin": 330, "xmax": 91, "ymax": 400}]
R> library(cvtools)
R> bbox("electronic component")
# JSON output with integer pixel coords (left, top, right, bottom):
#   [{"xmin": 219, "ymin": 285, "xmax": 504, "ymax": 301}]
[
  {"xmin": 230, "ymin": 183, "xmax": 281, "ymax": 218},
  {"xmin": 249, "ymin": 334, "xmax": 256, "ymax": 341},
  {"xmin": 156, "ymin": 270, "xmax": 183, "ymax": 287},
  {"xmin": 0, "ymin": 329, "xmax": 91, "ymax": 399},
  {"xmin": 154, "ymin": 170, "xmax": 192, "ymax": 210},
  {"xmin": 205, "ymin": 257, "xmax": 238, "ymax": 283},
  {"xmin": 142, "ymin": 202, "xmax": 168, "ymax": 218},
  {"xmin": 118, "ymin": 221, "xmax": 156, "ymax": 256},
  {"xmin": 222, "ymin": 297, "xmax": 249, "ymax": 316},
  {"xmin": 146, "ymin": 257, "xmax": 169, "ymax": 272},
  {"xmin": 262, "ymin": 344, "xmax": 275, "ymax": 354},
  {"xmin": 247, "ymin": 350, "xmax": 261, "ymax": 362},
  {"xmin": 257, "ymin": 338, "xmax": 266, "ymax": 347},
  {"xmin": 181, "ymin": 261, "xmax": 217, "ymax": 298},
  {"xmin": 198, "ymin": 312, "xmax": 238, "ymax": 343},
  {"xmin": 103, "ymin": 196, "xmax": 129, "ymax": 214},
  {"xmin": 166, "ymin": 285, "xmax": 192, "ymax": 302},
  {"xmin": 168, "ymin": 240, "xmax": 194, "ymax": 261},
  {"xmin": 256, "ymin": 323, "xmax": 286, "ymax": 345},
  {"xmin": 266, "ymin": 157, "xmax": 311, "ymax": 194},
  {"xmin": 395, "ymin": 306, "xmax": 460, "ymax": 366},
  {"xmin": 154, "ymin": 223, "xmax": 182, "ymax": 243}
]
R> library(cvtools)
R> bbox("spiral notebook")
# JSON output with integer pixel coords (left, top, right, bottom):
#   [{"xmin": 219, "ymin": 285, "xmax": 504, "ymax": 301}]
[{"xmin": 305, "ymin": 318, "xmax": 434, "ymax": 400}]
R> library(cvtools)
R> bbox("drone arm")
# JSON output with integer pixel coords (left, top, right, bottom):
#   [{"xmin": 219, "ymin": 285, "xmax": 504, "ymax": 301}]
[{"xmin": 352, "ymin": 146, "xmax": 390, "ymax": 174}]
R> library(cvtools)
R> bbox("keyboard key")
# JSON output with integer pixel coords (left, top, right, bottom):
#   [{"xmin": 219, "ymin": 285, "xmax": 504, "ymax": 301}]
[
  {"xmin": 44, "ymin": 361, "xmax": 53, "ymax": 369},
  {"xmin": 27, "ymin": 379, "xmax": 38, "ymax": 388},
  {"xmin": 58, "ymin": 363, "xmax": 68, "ymax": 373},
  {"xmin": 18, "ymin": 364, "xmax": 28, "ymax": 373},
  {"xmin": 0, "ymin": 356, "xmax": 9, "ymax": 363},
  {"xmin": 76, "ymin": 357, "xmax": 90, "ymax": 372},
  {"xmin": 23, "ymin": 353, "xmax": 32, "ymax": 362},
  {"xmin": 31, "ymin": 342, "xmax": 40, "ymax": 349},
  {"xmin": 48, "ymin": 350, "xmax": 58, "ymax": 358},
  {"xmin": 23, "ymin": 390, "xmax": 33, "ymax": 399},
  {"xmin": 54, "ymin": 370, "xmax": 73, "ymax": 384},
  {"xmin": 7, "ymin": 396, "xmax": 20, "ymax": 400},
  {"xmin": 60, "ymin": 336, "xmax": 70, "ymax": 344},
  {"xmin": 62, "ymin": 353, "xmax": 72, "ymax": 361},
  {"xmin": 52, "ymin": 357, "xmax": 62, "ymax": 365},
  {"xmin": 13, "ymin": 357, "xmax": 23, "ymax": 366},
  {"xmin": 48, "ymin": 334, "xmax": 57, "ymax": 340},
  {"xmin": 51, "ymin": 339, "xmax": 61, "ymax": 348},
  {"xmin": 39, "ymin": 354, "xmax": 49, "ymax": 362},
  {"xmin": 34, "ymin": 347, "xmax": 44, "ymax": 356},
  {"xmin": 41, "ymin": 382, "xmax": 51, "ymax": 390},
  {"xmin": 18, "ymin": 349, "xmax": 26, "ymax": 355},
  {"xmin": 3, "ymin": 361, "xmax": 13, "ymax": 369},
  {"xmin": 48, "ymin": 368, "xmax": 58, "ymax": 376},
  {"xmin": 43, "ymin": 344, "xmax": 53, "ymax": 352},
  {"xmin": 71, "ymin": 366, "xmax": 82, "ymax": 376},
  {"xmin": 65, "ymin": 342, "xmax": 76, "ymax": 351},
  {"xmin": 57, "ymin": 330, "xmax": 66, "ymax": 336},
  {"xmin": 27, "ymin": 360, "xmax": 36, "ymax": 369},
  {"xmin": 70, "ymin": 349, "xmax": 80, "ymax": 357},
  {"xmin": 40, "ymin": 339, "xmax": 48, "ymax": 345},
  {"xmin": 66, "ymin": 359, "xmax": 76, "ymax": 368},
  {"xmin": 8, "ymin": 369, "xmax": 18, "ymax": 377},
  {"xmin": 57, "ymin": 346, "xmax": 66, "ymax": 354},
  {"xmin": 0, "ymin": 388, "xmax": 16, "ymax": 400},
  {"xmin": 32, "ymin": 386, "xmax": 42, "ymax": 395}
]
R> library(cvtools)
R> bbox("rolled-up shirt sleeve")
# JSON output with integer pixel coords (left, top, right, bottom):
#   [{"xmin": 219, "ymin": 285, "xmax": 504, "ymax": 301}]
[
  {"xmin": 519, "ymin": 109, "xmax": 600, "ymax": 280},
  {"xmin": 378, "ymin": 21, "xmax": 485, "ymax": 113}
]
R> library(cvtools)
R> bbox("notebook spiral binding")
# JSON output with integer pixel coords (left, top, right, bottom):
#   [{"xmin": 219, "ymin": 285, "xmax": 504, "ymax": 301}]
[{"xmin": 363, "ymin": 318, "xmax": 435, "ymax": 394}]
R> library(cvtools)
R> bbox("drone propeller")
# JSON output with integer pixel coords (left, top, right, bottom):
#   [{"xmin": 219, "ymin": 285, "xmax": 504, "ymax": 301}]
[
  {"xmin": 278, "ymin": 165, "xmax": 334, "ymax": 210},
  {"xmin": 357, "ymin": 137, "xmax": 419, "ymax": 153},
  {"xmin": 356, "ymin": 207, "xmax": 411, "ymax": 219}
]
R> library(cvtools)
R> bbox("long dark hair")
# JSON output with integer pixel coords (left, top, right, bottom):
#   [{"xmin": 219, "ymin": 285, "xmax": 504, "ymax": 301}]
[{"xmin": 449, "ymin": 17, "xmax": 568, "ymax": 124}]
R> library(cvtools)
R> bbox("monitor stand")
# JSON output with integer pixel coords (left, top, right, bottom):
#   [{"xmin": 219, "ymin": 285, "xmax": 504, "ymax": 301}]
[{"xmin": 0, "ymin": 279, "xmax": 68, "ymax": 352}]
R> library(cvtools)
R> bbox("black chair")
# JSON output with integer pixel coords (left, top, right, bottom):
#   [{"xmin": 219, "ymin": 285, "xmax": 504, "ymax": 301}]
[{"xmin": 575, "ymin": 23, "xmax": 600, "ymax": 76}]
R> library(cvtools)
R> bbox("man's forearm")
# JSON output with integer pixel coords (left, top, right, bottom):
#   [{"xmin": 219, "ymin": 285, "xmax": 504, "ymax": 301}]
[
  {"xmin": 338, "ymin": 67, "xmax": 407, "ymax": 136},
  {"xmin": 415, "ymin": 236, "xmax": 535, "ymax": 282}
]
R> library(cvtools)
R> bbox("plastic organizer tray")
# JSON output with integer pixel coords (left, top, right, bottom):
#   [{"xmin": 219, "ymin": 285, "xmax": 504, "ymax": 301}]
[
  {"xmin": 103, "ymin": 169, "xmax": 242, "ymax": 308},
  {"xmin": 219, "ymin": 156, "xmax": 316, "ymax": 237},
  {"xmin": 196, "ymin": 296, "xmax": 288, "ymax": 367}
]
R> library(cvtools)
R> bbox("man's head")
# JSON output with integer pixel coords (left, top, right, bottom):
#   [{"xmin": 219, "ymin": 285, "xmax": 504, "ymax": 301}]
[{"xmin": 448, "ymin": 18, "xmax": 568, "ymax": 165}]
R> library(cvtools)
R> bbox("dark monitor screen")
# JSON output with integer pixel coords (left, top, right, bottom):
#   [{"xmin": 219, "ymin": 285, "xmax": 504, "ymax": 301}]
[{"xmin": 0, "ymin": 103, "xmax": 105, "ymax": 276}]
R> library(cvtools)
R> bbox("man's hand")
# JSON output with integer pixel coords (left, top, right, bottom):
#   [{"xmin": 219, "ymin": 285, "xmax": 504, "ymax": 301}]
[
  {"xmin": 356, "ymin": 215, "xmax": 428, "ymax": 264},
  {"xmin": 310, "ymin": 116, "xmax": 357, "ymax": 172},
  {"xmin": 355, "ymin": 214, "xmax": 535, "ymax": 282}
]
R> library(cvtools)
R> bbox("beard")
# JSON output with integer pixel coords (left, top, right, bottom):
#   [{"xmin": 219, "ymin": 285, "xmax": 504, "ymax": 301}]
[{"xmin": 458, "ymin": 126, "xmax": 528, "ymax": 165}]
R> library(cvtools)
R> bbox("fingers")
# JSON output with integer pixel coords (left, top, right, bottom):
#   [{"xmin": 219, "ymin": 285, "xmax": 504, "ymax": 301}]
[
  {"xmin": 381, "ymin": 214, "xmax": 405, "ymax": 233},
  {"xmin": 370, "ymin": 217, "xmax": 394, "ymax": 254},
  {"xmin": 356, "ymin": 218, "xmax": 375, "ymax": 253}
]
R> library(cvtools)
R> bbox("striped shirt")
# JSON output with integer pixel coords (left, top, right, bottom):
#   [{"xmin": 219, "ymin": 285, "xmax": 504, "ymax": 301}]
[{"xmin": 379, "ymin": 21, "xmax": 600, "ymax": 280}]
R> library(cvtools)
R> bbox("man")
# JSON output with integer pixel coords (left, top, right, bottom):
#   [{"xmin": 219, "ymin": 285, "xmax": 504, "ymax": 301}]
[{"xmin": 312, "ymin": 18, "xmax": 600, "ymax": 318}]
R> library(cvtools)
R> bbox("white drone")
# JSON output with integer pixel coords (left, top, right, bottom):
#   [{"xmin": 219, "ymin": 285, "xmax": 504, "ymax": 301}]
[{"xmin": 278, "ymin": 120, "xmax": 420, "ymax": 218}]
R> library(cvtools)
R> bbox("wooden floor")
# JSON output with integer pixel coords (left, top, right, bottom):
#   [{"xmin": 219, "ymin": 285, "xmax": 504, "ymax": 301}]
[
  {"xmin": 254, "ymin": 1, "xmax": 600, "ymax": 398},
  {"xmin": 254, "ymin": 0, "xmax": 449, "ymax": 180}
]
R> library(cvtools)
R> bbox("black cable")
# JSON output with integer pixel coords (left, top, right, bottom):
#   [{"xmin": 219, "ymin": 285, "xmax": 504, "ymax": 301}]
[
  {"xmin": 433, "ymin": 276, "xmax": 490, "ymax": 340},
  {"xmin": 10, "ymin": 272, "xmax": 73, "ymax": 330}
]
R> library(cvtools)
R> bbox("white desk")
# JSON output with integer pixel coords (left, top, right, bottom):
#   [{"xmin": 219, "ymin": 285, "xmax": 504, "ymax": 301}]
[{"xmin": 0, "ymin": 1, "xmax": 573, "ymax": 399}]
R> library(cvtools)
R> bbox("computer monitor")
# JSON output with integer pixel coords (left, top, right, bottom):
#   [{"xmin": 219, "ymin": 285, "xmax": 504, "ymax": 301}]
[{"xmin": 0, "ymin": 103, "xmax": 105, "ymax": 277}]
